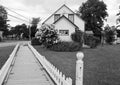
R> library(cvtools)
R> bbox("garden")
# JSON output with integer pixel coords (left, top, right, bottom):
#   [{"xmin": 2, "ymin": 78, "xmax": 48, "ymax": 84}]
[{"xmin": 31, "ymin": 24, "xmax": 120, "ymax": 85}]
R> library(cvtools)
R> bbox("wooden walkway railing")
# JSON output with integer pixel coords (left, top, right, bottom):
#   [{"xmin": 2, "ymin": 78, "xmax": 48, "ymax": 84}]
[
  {"xmin": 0, "ymin": 44, "xmax": 19, "ymax": 85},
  {"xmin": 28, "ymin": 44, "xmax": 73, "ymax": 85},
  {"xmin": 28, "ymin": 44, "xmax": 84, "ymax": 85}
]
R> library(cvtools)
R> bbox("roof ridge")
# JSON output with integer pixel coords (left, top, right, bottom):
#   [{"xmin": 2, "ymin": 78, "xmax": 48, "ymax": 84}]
[{"xmin": 42, "ymin": 4, "xmax": 74, "ymax": 24}]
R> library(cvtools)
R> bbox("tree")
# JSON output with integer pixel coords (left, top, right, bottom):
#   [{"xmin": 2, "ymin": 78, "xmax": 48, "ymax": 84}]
[
  {"xmin": 10, "ymin": 24, "xmax": 29, "ymax": 39},
  {"xmin": 78, "ymin": 0, "xmax": 108, "ymax": 38},
  {"xmin": 30, "ymin": 17, "xmax": 41, "ymax": 38},
  {"xmin": 0, "ymin": 5, "xmax": 9, "ymax": 37}
]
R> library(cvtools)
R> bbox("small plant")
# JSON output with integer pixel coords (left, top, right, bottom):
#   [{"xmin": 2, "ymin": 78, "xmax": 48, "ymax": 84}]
[
  {"xmin": 31, "ymin": 37, "xmax": 41, "ymax": 45},
  {"xmin": 104, "ymin": 26, "xmax": 117, "ymax": 44},
  {"xmin": 49, "ymin": 41, "xmax": 82, "ymax": 52},
  {"xmin": 0, "ymin": 37, "xmax": 2, "ymax": 42},
  {"xmin": 84, "ymin": 34, "xmax": 100, "ymax": 48},
  {"xmin": 71, "ymin": 30, "xmax": 83, "ymax": 44}
]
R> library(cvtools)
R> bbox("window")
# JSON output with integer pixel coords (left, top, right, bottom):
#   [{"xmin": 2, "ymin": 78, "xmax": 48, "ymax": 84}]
[
  {"xmin": 68, "ymin": 14, "xmax": 74, "ymax": 22},
  {"xmin": 59, "ymin": 30, "xmax": 69, "ymax": 36},
  {"xmin": 54, "ymin": 14, "xmax": 60, "ymax": 21}
]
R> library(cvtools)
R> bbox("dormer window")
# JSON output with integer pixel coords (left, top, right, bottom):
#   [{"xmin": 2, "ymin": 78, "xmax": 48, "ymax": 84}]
[
  {"xmin": 54, "ymin": 14, "xmax": 60, "ymax": 21},
  {"xmin": 68, "ymin": 14, "xmax": 74, "ymax": 22}
]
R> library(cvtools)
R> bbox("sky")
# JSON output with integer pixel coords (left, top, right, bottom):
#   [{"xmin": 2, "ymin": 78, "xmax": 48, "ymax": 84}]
[{"xmin": 1, "ymin": 0, "xmax": 120, "ymax": 27}]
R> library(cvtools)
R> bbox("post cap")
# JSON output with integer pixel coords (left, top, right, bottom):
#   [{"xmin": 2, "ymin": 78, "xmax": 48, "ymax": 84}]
[{"xmin": 76, "ymin": 52, "xmax": 84, "ymax": 60}]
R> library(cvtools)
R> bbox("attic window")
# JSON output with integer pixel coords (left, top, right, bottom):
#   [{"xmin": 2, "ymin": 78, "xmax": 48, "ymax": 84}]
[
  {"xmin": 54, "ymin": 14, "xmax": 60, "ymax": 21},
  {"xmin": 59, "ymin": 30, "xmax": 69, "ymax": 36},
  {"xmin": 68, "ymin": 14, "xmax": 74, "ymax": 22}
]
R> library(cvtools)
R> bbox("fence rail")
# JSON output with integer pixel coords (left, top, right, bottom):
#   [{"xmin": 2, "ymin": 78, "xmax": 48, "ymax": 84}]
[
  {"xmin": 0, "ymin": 44, "xmax": 19, "ymax": 85},
  {"xmin": 28, "ymin": 44, "xmax": 72, "ymax": 85}
]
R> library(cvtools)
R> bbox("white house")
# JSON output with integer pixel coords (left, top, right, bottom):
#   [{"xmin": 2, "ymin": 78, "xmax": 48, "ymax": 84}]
[{"xmin": 42, "ymin": 4, "xmax": 85, "ymax": 42}]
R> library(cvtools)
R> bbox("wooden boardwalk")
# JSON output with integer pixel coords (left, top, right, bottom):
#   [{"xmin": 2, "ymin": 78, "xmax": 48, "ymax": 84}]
[{"xmin": 4, "ymin": 45, "xmax": 54, "ymax": 85}]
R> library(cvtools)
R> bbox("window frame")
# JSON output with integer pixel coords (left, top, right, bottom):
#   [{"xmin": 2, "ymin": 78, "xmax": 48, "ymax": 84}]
[
  {"xmin": 59, "ymin": 30, "xmax": 69, "ymax": 36},
  {"xmin": 54, "ymin": 14, "xmax": 60, "ymax": 22},
  {"xmin": 68, "ymin": 14, "xmax": 74, "ymax": 23}
]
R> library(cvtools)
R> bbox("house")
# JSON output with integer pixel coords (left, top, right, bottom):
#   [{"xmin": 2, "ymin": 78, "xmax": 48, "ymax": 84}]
[{"xmin": 42, "ymin": 4, "xmax": 85, "ymax": 42}]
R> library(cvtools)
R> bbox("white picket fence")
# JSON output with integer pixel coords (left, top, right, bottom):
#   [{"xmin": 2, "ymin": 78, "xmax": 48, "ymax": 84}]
[
  {"xmin": 0, "ymin": 44, "xmax": 19, "ymax": 85},
  {"xmin": 28, "ymin": 44, "xmax": 72, "ymax": 85}
]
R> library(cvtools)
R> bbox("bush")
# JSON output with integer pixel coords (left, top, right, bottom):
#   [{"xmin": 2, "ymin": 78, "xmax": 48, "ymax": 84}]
[
  {"xmin": 84, "ymin": 34, "xmax": 100, "ymax": 48},
  {"xmin": 117, "ymin": 30, "xmax": 120, "ymax": 37},
  {"xmin": 105, "ymin": 30, "xmax": 116, "ymax": 44},
  {"xmin": 0, "ymin": 37, "xmax": 2, "ymax": 42},
  {"xmin": 49, "ymin": 41, "xmax": 82, "ymax": 52},
  {"xmin": 31, "ymin": 37, "xmax": 41, "ymax": 45},
  {"xmin": 71, "ymin": 30, "xmax": 83, "ymax": 44},
  {"xmin": 39, "ymin": 24, "xmax": 59, "ymax": 48}
]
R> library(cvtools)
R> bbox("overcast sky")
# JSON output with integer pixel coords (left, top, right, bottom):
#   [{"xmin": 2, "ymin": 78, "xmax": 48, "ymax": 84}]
[{"xmin": 1, "ymin": 0, "xmax": 120, "ymax": 27}]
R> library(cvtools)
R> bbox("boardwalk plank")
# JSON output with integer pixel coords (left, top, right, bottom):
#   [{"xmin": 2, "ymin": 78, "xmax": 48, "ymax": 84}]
[{"xmin": 5, "ymin": 45, "xmax": 54, "ymax": 85}]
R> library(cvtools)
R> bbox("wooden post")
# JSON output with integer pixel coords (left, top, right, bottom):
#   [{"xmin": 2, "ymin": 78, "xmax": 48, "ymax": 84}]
[{"xmin": 76, "ymin": 52, "xmax": 84, "ymax": 85}]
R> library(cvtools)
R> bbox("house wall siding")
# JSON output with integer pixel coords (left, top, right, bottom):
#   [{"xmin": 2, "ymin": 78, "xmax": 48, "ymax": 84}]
[
  {"xmin": 55, "ymin": 18, "xmax": 75, "ymax": 42},
  {"xmin": 44, "ymin": 5, "xmax": 74, "ymax": 24},
  {"xmin": 55, "ymin": 6, "xmax": 73, "ymax": 15},
  {"xmin": 74, "ymin": 15, "xmax": 85, "ymax": 31}
]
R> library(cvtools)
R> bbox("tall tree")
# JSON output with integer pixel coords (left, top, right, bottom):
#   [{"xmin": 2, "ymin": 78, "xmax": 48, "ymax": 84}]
[
  {"xmin": 78, "ymin": 0, "xmax": 108, "ymax": 38},
  {"xmin": 30, "ymin": 17, "xmax": 41, "ymax": 38},
  {"xmin": 0, "ymin": 5, "xmax": 8, "ymax": 37}
]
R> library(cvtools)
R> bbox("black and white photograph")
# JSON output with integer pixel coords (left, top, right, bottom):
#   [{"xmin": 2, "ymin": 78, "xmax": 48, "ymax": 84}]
[{"xmin": 0, "ymin": 0, "xmax": 120, "ymax": 85}]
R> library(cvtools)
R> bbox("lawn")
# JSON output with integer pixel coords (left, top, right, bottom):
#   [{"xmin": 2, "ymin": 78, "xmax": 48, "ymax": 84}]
[
  {"xmin": 34, "ymin": 44, "xmax": 120, "ymax": 85},
  {"xmin": 0, "ymin": 46, "xmax": 15, "ymax": 69}
]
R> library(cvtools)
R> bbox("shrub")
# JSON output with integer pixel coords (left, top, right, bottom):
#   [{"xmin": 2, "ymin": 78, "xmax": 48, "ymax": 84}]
[
  {"xmin": 39, "ymin": 24, "xmax": 59, "ymax": 48},
  {"xmin": 49, "ymin": 41, "xmax": 82, "ymax": 52},
  {"xmin": 71, "ymin": 30, "xmax": 83, "ymax": 44},
  {"xmin": 117, "ymin": 30, "xmax": 120, "ymax": 37},
  {"xmin": 0, "ymin": 37, "xmax": 2, "ymax": 42},
  {"xmin": 105, "ymin": 29, "xmax": 116, "ymax": 44},
  {"xmin": 31, "ymin": 37, "xmax": 41, "ymax": 45},
  {"xmin": 84, "ymin": 34, "xmax": 100, "ymax": 48}
]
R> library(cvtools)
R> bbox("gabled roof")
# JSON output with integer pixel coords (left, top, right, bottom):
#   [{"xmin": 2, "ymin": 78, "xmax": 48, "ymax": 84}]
[
  {"xmin": 43, "ymin": 4, "xmax": 74, "ymax": 24},
  {"xmin": 53, "ymin": 15, "xmax": 79, "ymax": 29},
  {"xmin": 42, "ymin": 4, "xmax": 83, "ymax": 24}
]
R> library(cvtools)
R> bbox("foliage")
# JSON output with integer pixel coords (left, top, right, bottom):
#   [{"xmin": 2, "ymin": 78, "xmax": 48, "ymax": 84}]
[
  {"xmin": 104, "ymin": 26, "xmax": 117, "ymax": 44},
  {"xmin": 0, "ymin": 37, "xmax": 1, "ymax": 42},
  {"xmin": 49, "ymin": 41, "xmax": 82, "ymax": 52},
  {"xmin": 31, "ymin": 17, "xmax": 41, "ymax": 26},
  {"xmin": 31, "ymin": 37, "xmax": 41, "ymax": 45},
  {"xmin": 39, "ymin": 24, "xmax": 59, "ymax": 48},
  {"xmin": 71, "ymin": 30, "xmax": 83, "ymax": 44},
  {"xmin": 78, "ymin": 0, "xmax": 108, "ymax": 36},
  {"xmin": 0, "ymin": 6, "xmax": 9, "ymax": 37},
  {"xmin": 117, "ymin": 30, "xmax": 120, "ymax": 37},
  {"xmin": 30, "ymin": 17, "xmax": 41, "ymax": 38},
  {"xmin": 84, "ymin": 34, "xmax": 100, "ymax": 48},
  {"xmin": 10, "ymin": 24, "xmax": 29, "ymax": 39}
]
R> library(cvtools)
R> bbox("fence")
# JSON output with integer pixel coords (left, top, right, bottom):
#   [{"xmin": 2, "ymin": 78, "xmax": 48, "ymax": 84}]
[
  {"xmin": 0, "ymin": 44, "xmax": 19, "ymax": 85},
  {"xmin": 28, "ymin": 44, "xmax": 73, "ymax": 85}
]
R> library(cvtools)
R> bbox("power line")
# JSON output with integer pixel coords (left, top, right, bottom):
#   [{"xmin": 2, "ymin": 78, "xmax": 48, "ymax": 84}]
[
  {"xmin": 8, "ymin": 13, "xmax": 29, "ymax": 23},
  {"xmin": 1, "ymin": 4, "xmax": 29, "ymax": 20},
  {"xmin": 5, "ymin": 7, "xmax": 29, "ymax": 20}
]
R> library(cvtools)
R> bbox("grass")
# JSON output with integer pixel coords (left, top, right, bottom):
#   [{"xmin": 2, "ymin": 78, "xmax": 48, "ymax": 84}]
[
  {"xmin": 34, "ymin": 44, "xmax": 120, "ymax": 85},
  {"xmin": 0, "ymin": 46, "xmax": 15, "ymax": 69}
]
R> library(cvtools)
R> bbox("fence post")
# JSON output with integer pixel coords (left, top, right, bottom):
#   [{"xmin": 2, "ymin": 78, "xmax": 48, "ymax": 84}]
[{"xmin": 76, "ymin": 52, "xmax": 84, "ymax": 85}]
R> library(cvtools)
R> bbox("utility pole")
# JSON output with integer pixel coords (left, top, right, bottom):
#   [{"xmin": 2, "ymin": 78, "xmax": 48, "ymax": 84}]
[{"xmin": 29, "ymin": 19, "xmax": 31, "ymax": 40}]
